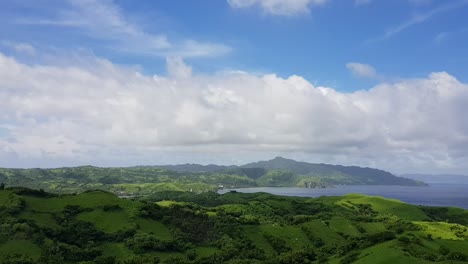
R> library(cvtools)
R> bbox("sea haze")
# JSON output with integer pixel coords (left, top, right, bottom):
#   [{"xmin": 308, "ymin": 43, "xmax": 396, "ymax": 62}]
[{"xmin": 219, "ymin": 184, "xmax": 468, "ymax": 209}]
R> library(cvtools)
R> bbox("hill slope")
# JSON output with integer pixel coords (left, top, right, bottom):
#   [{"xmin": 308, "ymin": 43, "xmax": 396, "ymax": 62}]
[{"xmin": 0, "ymin": 187, "xmax": 467, "ymax": 263}]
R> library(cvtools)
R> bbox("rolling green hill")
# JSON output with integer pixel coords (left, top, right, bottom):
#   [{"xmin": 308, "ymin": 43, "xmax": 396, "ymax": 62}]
[
  {"xmin": 0, "ymin": 187, "xmax": 466, "ymax": 263},
  {"xmin": 0, "ymin": 157, "xmax": 423, "ymax": 196}
]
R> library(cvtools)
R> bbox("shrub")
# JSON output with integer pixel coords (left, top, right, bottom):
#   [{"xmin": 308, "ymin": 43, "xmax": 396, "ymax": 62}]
[
  {"xmin": 397, "ymin": 235, "xmax": 411, "ymax": 245},
  {"xmin": 263, "ymin": 234, "xmax": 291, "ymax": 254},
  {"xmin": 439, "ymin": 245, "xmax": 450, "ymax": 256},
  {"xmin": 446, "ymin": 251, "xmax": 468, "ymax": 261},
  {"xmin": 340, "ymin": 252, "xmax": 359, "ymax": 264}
]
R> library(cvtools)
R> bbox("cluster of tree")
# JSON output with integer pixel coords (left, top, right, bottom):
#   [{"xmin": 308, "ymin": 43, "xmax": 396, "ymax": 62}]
[{"xmin": 421, "ymin": 206, "xmax": 468, "ymax": 226}]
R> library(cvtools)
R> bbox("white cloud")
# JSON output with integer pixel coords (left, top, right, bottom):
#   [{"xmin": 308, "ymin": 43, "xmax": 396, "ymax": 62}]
[
  {"xmin": 166, "ymin": 56, "xmax": 192, "ymax": 79},
  {"xmin": 1, "ymin": 41, "xmax": 36, "ymax": 55},
  {"xmin": 171, "ymin": 40, "xmax": 232, "ymax": 58},
  {"xmin": 227, "ymin": 0, "xmax": 328, "ymax": 16},
  {"xmin": 433, "ymin": 28, "xmax": 468, "ymax": 45},
  {"xmin": 1, "ymin": 51, "xmax": 468, "ymax": 173},
  {"xmin": 369, "ymin": 0, "xmax": 468, "ymax": 42},
  {"xmin": 346, "ymin": 62, "xmax": 380, "ymax": 79},
  {"xmin": 15, "ymin": 0, "xmax": 230, "ymax": 58}
]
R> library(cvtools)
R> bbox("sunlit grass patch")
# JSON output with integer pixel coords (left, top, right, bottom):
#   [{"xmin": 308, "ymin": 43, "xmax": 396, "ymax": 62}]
[
  {"xmin": 414, "ymin": 221, "xmax": 467, "ymax": 240},
  {"xmin": 338, "ymin": 194, "xmax": 430, "ymax": 221}
]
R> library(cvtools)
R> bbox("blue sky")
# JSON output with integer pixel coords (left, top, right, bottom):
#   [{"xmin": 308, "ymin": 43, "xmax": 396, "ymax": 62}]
[
  {"xmin": 2, "ymin": 0, "xmax": 467, "ymax": 89},
  {"xmin": 1, "ymin": 0, "xmax": 468, "ymax": 173}
]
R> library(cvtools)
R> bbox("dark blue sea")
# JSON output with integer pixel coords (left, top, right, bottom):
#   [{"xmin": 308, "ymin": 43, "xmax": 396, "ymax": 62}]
[{"xmin": 218, "ymin": 184, "xmax": 468, "ymax": 209}]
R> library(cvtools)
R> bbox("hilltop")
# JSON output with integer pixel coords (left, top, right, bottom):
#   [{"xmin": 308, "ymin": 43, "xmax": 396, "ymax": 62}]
[
  {"xmin": 0, "ymin": 187, "xmax": 467, "ymax": 263},
  {"xmin": 0, "ymin": 157, "xmax": 423, "ymax": 196},
  {"xmin": 240, "ymin": 157, "xmax": 421, "ymax": 186}
]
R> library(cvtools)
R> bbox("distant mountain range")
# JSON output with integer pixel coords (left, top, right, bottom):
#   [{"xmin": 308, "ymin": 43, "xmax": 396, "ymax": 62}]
[
  {"xmin": 401, "ymin": 174, "xmax": 468, "ymax": 184},
  {"xmin": 156, "ymin": 157, "xmax": 424, "ymax": 187},
  {"xmin": 0, "ymin": 157, "xmax": 424, "ymax": 196},
  {"xmin": 155, "ymin": 163, "xmax": 236, "ymax": 173}
]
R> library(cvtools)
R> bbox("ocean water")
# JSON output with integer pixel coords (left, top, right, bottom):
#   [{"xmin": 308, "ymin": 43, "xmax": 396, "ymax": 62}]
[{"xmin": 218, "ymin": 184, "xmax": 468, "ymax": 209}]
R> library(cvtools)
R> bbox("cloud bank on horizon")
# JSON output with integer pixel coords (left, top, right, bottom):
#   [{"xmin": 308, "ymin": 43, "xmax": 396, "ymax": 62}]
[
  {"xmin": 1, "ymin": 0, "xmax": 468, "ymax": 173},
  {"xmin": 1, "ymin": 52, "xmax": 468, "ymax": 173}
]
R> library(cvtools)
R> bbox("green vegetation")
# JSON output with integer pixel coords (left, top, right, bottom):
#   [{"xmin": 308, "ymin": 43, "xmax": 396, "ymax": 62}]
[
  {"xmin": 0, "ymin": 157, "xmax": 423, "ymax": 196},
  {"xmin": 0, "ymin": 187, "xmax": 467, "ymax": 263}
]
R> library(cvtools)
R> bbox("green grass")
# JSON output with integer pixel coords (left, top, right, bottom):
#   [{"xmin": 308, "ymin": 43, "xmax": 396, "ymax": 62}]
[
  {"xmin": 77, "ymin": 209, "xmax": 134, "ymax": 233},
  {"xmin": 156, "ymin": 200, "xmax": 189, "ymax": 207},
  {"xmin": 301, "ymin": 220, "xmax": 346, "ymax": 246},
  {"xmin": 327, "ymin": 217, "xmax": 361, "ymax": 237},
  {"xmin": 433, "ymin": 239, "xmax": 468, "ymax": 253},
  {"xmin": 0, "ymin": 240, "xmax": 41, "ymax": 261},
  {"xmin": 414, "ymin": 221, "xmax": 467, "ymax": 240},
  {"xmin": 352, "ymin": 241, "xmax": 428, "ymax": 264},
  {"xmin": 360, "ymin": 222, "xmax": 387, "ymax": 234},
  {"xmin": 19, "ymin": 211, "xmax": 58, "ymax": 228},
  {"xmin": 195, "ymin": 247, "xmax": 218, "ymax": 257},
  {"xmin": 101, "ymin": 242, "xmax": 133, "ymax": 258},
  {"xmin": 114, "ymin": 182, "xmax": 216, "ymax": 193},
  {"xmin": 23, "ymin": 191, "xmax": 134, "ymax": 212},
  {"xmin": 337, "ymin": 194, "xmax": 430, "ymax": 221},
  {"xmin": 242, "ymin": 225, "xmax": 275, "ymax": 256},
  {"xmin": 350, "ymin": 240, "xmax": 468, "ymax": 264},
  {"xmin": 23, "ymin": 196, "xmax": 66, "ymax": 212},
  {"xmin": 259, "ymin": 224, "xmax": 311, "ymax": 249},
  {"xmin": 218, "ymin": 203, "xmax": 249, "ymax": 215},
  {"xmin": 136, "ymin": 218, "xmax": 173, "ymax": 240}
]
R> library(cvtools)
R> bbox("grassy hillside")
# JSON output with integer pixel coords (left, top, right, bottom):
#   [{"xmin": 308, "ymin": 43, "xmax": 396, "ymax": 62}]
[
  {"xmin": 0, "ymin": 187, "xmax": 467, "ymax": 263},
  {"xmin": 0, "ymin": 157, "xmax": 423, "ymax": 196}
]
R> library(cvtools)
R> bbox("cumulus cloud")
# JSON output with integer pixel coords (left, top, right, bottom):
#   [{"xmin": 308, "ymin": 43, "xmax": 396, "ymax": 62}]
[
  {"xmin": 1, "ymin": 52, "xmax": 468, "ymax": 172},
  {"xmin": 166, "ymin": 56, "xmax": 192, "ymax": 79},
  {"xmin": 227, "ymin": 0, "xmax": 328, "ymax": 16}
]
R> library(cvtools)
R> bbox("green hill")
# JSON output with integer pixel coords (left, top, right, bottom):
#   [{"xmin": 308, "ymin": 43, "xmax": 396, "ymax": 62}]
[
  {"xmin": 0, "ymin": 157, "xmax": 423, "ymax": 196},
  {"xmin": 241, "ymin": 157, "xmax": 423, "ymax": 186},
  {"xmin": 0, "ymin": 187, "xmax": 466, "ymax": 263}
]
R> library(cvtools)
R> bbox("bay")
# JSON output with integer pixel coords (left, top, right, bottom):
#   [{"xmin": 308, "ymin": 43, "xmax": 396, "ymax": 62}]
[{"xmin": 219, "ymin": 183, "xmax": 468, "ymax": 209}]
